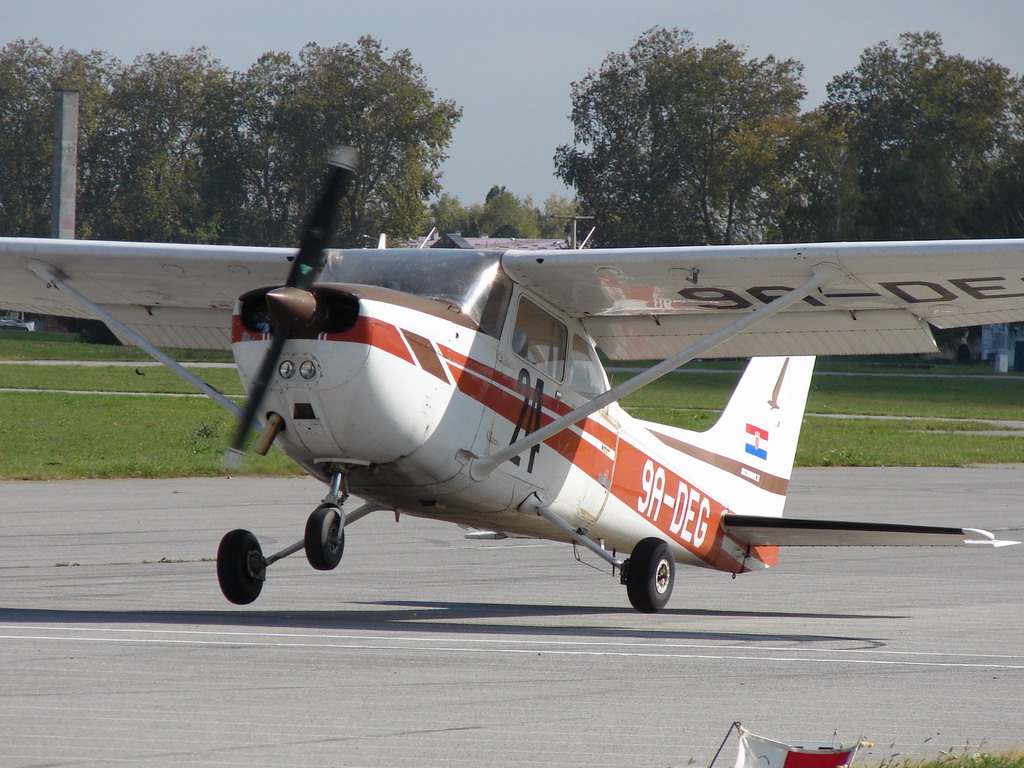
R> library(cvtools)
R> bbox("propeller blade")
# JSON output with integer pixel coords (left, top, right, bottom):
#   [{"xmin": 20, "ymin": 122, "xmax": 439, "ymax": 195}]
[
  {"xmin": 225, "ymin": 146, "xmax": 360, "ymax": 466},
  {"xmin": 286, "ymin": 146, "xmax": 359, "ymax": 292}
]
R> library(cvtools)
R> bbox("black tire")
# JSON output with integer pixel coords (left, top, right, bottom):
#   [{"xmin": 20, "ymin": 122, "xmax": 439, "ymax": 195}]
[
  {"xmin": 623, "ymin": 537, "xmax": 675, "ymax": 613},
  {"xmin": 305, "ymin": 504, "xmax": 345, "ymax": 571},
  {"xmin": 217, "ymin": 529, "xmax": 265, "ymax": 605}
]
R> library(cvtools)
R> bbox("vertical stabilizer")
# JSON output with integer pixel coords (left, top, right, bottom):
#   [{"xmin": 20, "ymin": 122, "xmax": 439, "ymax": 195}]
[
  {"xmin": 638, "ymin": 356, "xmax": 815, "ymax": 518},
  {"xmin": 702, "ymin": 356, "xmax": 815, "ymax": 488}
]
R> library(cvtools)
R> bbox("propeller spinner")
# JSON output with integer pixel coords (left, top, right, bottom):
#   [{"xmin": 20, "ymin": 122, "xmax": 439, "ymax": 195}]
[{"xmin": 225, "ymin": 146, "xmax": 359, "ymax": 466}]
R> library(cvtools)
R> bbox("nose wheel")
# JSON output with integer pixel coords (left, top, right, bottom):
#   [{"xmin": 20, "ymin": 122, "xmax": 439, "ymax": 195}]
[{"xmin": 305, "ymin": 504, "xmax": 345, "ymax": 570}]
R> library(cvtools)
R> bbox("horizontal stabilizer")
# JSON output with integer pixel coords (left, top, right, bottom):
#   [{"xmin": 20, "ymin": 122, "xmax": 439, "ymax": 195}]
[{"xmin": 722, "ymin": 515, "xmax": 1020, "ymax": 548}]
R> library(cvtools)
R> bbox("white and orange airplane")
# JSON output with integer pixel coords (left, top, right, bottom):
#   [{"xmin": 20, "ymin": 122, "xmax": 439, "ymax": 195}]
[{"xmin": 1, "ymin": 148, "xmax": 1022, "ymax": 612}]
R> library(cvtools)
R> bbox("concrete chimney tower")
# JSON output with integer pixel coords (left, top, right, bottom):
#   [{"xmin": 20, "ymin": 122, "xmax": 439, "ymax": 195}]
[{"xmin": 51, "ymin": 89, "xmax": 79, "ymax": 239}]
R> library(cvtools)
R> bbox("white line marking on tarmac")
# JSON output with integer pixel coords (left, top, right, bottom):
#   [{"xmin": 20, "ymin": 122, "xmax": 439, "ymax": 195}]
[{"xmin": 2, "ymin": 626, "xmax": 1023, "ymax": 669}]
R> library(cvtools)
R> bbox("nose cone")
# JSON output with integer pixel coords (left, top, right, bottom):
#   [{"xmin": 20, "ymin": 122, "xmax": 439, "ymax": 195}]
[{"xmin": 266, "ymin": 286, "xmax": 317, "ymax": 328}]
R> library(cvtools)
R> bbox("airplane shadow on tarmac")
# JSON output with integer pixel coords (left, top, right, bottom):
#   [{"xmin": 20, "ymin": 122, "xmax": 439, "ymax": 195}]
[{"xmin": 0, "ymin": 601, "xmax": 900, "ymax": 648}]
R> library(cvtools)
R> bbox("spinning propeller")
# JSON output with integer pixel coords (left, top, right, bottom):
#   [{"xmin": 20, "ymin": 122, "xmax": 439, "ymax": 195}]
[{"xmin": 225, "ymin": 146, "xmax": 360, "ymax": 466}]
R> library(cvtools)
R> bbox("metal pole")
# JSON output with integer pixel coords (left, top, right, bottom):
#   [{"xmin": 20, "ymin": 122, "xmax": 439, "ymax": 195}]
[
  {"xmin": 51, "ymin": 90, "xmax": 79, "ymax": 240},
  {"xmin": 551, "ymin": 215, "xmax": 594, "ymax": 249},
  {"xmin": 708, "ymin": 722, "xmax": 741, "ymax": 768}
]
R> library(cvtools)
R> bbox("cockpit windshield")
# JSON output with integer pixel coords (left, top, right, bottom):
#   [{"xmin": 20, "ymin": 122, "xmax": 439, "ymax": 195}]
[{"xmin": 321, "ymin": 248, "xmax": 513, "ymax": 338}]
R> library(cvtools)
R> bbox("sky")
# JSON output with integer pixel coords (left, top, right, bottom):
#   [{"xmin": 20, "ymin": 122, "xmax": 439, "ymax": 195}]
[{"xmin": 7, "ymin": 0, "xmax": 1024, "ymax": 208}]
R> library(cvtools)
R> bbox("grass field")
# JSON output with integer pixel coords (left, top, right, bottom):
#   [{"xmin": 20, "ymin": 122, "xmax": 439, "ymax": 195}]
[
  {"xmin": 613, "ymin": 369, "xmax": 1024, "ymax": 420},
  {"xmin": 1, "ymin": 331, "xmax": 1022, "ymax": 479},
  {"xmin": 0, "ymin": 329, "xmax": 233, "ymax": 362},
  {"xmin": 0, "ymin": 331, "xmax": 286, "ymax": 479},
  {"xmin": 0, "ymin": 391, "xmax": 299, "ymax": 480},
  {"xmin": 892, "ymin": 755, "xmax": 1024, "ymax": 768},
  {"xmin": 613, "ymin": 368, "xmax": 1024, "ymax": 467},
  {"xmin": 0, "ymin": 362, "xmax": 244, "ymax": 394}
]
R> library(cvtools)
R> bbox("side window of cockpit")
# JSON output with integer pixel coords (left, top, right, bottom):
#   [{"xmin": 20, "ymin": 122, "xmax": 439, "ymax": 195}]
[
  {"xmin": 570, "ymin": 335, "xmax": 606, "ymax": 399},
  {"xmin": 511, "ymin": 296, "xmax": 567, "ymax": 380}
]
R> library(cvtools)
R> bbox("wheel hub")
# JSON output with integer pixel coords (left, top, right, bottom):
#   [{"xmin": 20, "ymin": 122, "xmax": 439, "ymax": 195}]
[
  {"xmin": 246, "ymin": 550, "xmax": 267, "ymax": 581},
  {"xmin": 655, "ymin": 559, "xmax": 671, "ymax": 594}
]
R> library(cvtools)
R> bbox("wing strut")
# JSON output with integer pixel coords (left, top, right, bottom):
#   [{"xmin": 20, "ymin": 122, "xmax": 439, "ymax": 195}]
[
  {"xmin": 468, "ymin": 262, "xmax": 842, "ymax": 480},
  {"xmin": 522, "ymin": 494, "xmax": 624, "ymax": 569},
  {"xmin": 26, "ymin": 260, "xmax": 244, "ymax": 419}
]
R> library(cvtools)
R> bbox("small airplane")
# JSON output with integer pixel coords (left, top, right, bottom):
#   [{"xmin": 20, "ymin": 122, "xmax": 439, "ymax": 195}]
[{"xmin": 1, "ymin": 147, "xmax": 1022, "ymax": 612}]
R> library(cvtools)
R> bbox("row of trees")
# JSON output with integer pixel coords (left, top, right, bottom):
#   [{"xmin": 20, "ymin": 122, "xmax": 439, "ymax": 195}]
[
  {"xmin": 0, "ymin": 37, "xmax": 460, "ymax": 245},
  {"xmin": 556, "ymin": 28, "xmax": 1024, "ymax": 246},
  {"xmin": 2, "ymin": 30, "xmax": 1023, "ymax": 247}
]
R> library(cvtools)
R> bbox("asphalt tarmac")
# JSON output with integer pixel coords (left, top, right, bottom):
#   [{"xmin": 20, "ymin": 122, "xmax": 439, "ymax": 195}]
[{"xmin": 1, "ymin": 467, "xmax": 1022, "ymax": 767}]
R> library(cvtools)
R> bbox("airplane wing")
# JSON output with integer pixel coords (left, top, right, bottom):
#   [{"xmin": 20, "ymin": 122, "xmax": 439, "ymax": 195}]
[
  {"xmin": 501, "ymin": 239, "xmax": 1024, "ymax": 359},
  {"xmin": 0, "ymin": 237, "xmax": 294, "ymax": 349},
  {"xmin": 5, "ymin": 236, "xmax": 1024, "ymax": 357},
  {"xmin": 721, "ymin": 514, "xmax": 1020, "ymax": 548}
]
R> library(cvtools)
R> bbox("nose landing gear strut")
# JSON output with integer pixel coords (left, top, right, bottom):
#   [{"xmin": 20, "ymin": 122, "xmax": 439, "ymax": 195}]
[{"xmin": 216, "ymin": 469, "xmax": 376, "ymax": 605}]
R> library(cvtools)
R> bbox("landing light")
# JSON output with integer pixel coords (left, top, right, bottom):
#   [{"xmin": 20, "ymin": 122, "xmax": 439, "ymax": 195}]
[
  {"xmin": 299, "ymin": 360, "xmax": 317, "ymax": 379},
  {"xmin": 279, "ymin": 360, "xmax": 295, "ymax": 379}
]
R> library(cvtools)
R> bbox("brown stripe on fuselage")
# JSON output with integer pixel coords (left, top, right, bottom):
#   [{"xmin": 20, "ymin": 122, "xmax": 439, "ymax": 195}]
[
  {"xmin": 648, "ymin": 429, "xmax": 790, "ymax": 496},
  {"xmin": 402, "ymin": 329, "xmax": 450, "ymax": 383}
]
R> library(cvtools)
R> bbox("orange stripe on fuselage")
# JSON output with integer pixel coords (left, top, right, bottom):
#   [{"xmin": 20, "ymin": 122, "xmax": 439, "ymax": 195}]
[
  {"xmin": 439, "ymin": 347, "xmax": 616, "ymax": 487},
  {"xmin": 445, "ymin": 348, "xmax": 617, "ymax": 478},
  {"xmin": 230, "ymin": 313, "xmax": 415, "ymax": 367},
  {"xmin": 439, "ymin": 345, "xmax": 618, "ymax": 449},
  {"xmin": 330, "ymin": 317, "xmax": 414, "ymax": 365}
]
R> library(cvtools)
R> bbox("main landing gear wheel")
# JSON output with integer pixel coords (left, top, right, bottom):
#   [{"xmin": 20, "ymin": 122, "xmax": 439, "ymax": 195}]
[
  {"xmin": 623, "ymin": 537, "xmax": 675, "ymax": 613},
  {"xmin": 305, "ymin": 504, "xmax": 345, "ymax": 571},
  {"xmin": 217, "ymin": 529, "xmax": 265, "ymax": 605}
]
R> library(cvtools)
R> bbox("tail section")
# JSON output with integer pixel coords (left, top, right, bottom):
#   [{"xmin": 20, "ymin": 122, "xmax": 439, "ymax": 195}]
[{"xmin": 638, "ymin": 356, "xmax": 815, "ymax": 518}]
